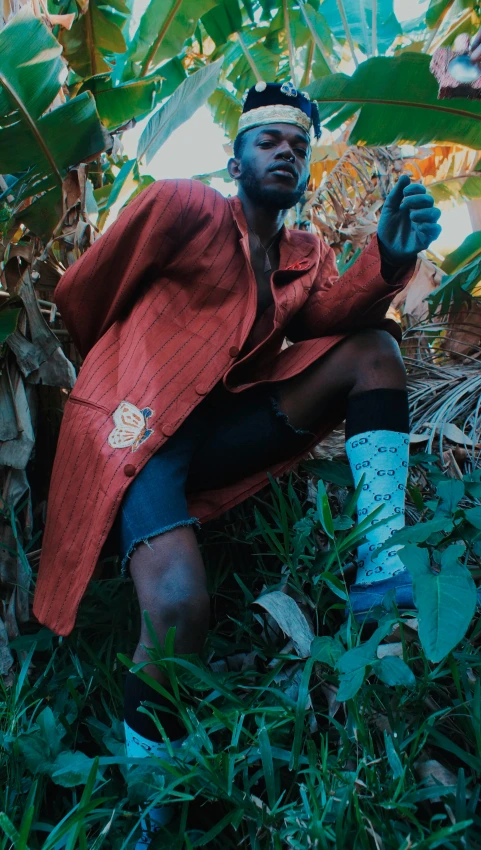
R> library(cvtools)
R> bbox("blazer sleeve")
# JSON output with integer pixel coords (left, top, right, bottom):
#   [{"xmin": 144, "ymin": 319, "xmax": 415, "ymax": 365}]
[
  {"xmin": 54, "ymin": 179, "xmax": 186, "ymax": 357},
  {"xmin": 287, "ymin": 235, "xmax": 414, "ymax": 342}
]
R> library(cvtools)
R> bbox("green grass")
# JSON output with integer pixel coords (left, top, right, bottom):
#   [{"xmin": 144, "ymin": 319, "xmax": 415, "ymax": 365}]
[{"xmin": 1, "ymin": 461, "xmax": 481, "ymax": 849}]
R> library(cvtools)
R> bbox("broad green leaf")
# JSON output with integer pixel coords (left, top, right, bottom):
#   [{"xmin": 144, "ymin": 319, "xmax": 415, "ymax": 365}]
[
  {"xmin": 123, "ymin": 0, "xmax": 215, "ymax": 80},
  {"xmin": 429, "ymin": 175, "xmax": 481, "ymax": 206},
  {"xmin": 227, "ymin": 41, "xmax": 278, "ymax": 92},
  {"xmin": 137, "ymin": 60, "xmax": 222, "ymax": 164},
  {"xmin": 400, "ymin": 543, "xmax": 477, "ymax": 662},
  {"xmin": 303, "ymin": 459, "xmax": 354, "ymax": 487},
  {"xmin": 336, "ymin": 667, "xmax": 365, "ymax": 701},
  {"xmin": 378, "ymin": 517, "xmax": 454, "ymax": 550},
  {"xmin": 17, "ymin": 706, "xmax": 65, "ymax": 774},
  {"xmin": 426, "ymin": 0, "xmax": 455, "ymax": 29},
  {"xmin": 320, "ymin": 0, "xmax": 401, "ymax": 54},
  {"xmin": 310, "ymin": 635, "xmax": 344, "ymax": 667},
  {"xmin": 427, "ymin": 252, "xmax": 481, "ymax": 316},
  {"xmin": 51, "ymin": 750, "xmax": 98, "ymax": 787},
  {"xmin": 0, "ymin": 91, "xmax": 106, "ymax": 180},
  {"xmin": 16, "ymin": 187, "xmax": 63, "ymax": 240},
  {"xmin": 202, "ymin": 0, "xmax": 243, "ymax": 46},
  {"xmin": 464, "ymin": 506, "xmax": 481, "ymax": 530},
  {"xmin": 60, "ymin": 0, "xmax": 129, "ymax": 78},
  {"xmin": 0, "ymin": 7, "xmax": 64, "ymax": 121},
  {"xmin": 0, "ymin": 308, "xmax": 21, "ymax": 344},
  {"xmin": 0, "ymin": 9, "xmax": 106, "ymax": 233},
  {"xmin": 208, "ymin": 86, "xmax": 242, "ymax": 138},
  {"xmin": 337, "ymin": 620, "xmax": 393, "ymax": 677},
  {"xmin": 307, "ymin": 53, "xmax": 481, "ymax": 149},
  {"xmin": 336, "ymin": 620, "xmax": 395, "ymax": 700},
  {"xmin": 78, "ymin": 73, "xmax": 161, "ymax": 129},
  {"xmin": 435, "ymin": 479, "xmax": 465, "ymax": 516},
  {"xmin": 376, "ymin": 656, "xmax": 416, "ymax": 687},
  {"xmin": 442, "ymin": 231, "xmax": 481, "ymax": 275}
]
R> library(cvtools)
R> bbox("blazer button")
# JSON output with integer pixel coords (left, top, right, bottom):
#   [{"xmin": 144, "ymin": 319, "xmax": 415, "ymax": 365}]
[
  {"xmin": 229, "ymin": 345, "xmax": 240, "ymax": 358},
  {"xmin": 195, "ymin": 384, "xmax": 208, "ymax": 396},
  {"xmin": 162, "ymin": 424, "xmax": 175, "ymax": 437},
  {"xmin": 124, "ymin": 464, "xmax": 136, "ymax": 477}
]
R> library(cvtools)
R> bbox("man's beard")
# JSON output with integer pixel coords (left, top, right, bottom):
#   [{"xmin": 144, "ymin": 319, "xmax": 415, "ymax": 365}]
[{"xmin": 240, "ymin": 163, "xmax": 308, "ymax": 210}]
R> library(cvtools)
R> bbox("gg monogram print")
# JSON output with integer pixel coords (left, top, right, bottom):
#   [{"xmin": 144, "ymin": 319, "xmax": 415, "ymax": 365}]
[{"xmin": 346, "ymin": 429, "xmax": 410, "ymax": 586}]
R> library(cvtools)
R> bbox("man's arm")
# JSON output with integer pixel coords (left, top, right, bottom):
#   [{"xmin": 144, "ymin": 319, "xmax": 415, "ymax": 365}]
[
  {"xmin": 287, "ymin": 235, "xmax": 413, "ymax": 341},
  {"xmin": 55, "ymin": 179, "xmax": 185, "ymax": 357},
  {"xmin": 288, "ymin": 176, "xmax": 441, "ymax": 342}
]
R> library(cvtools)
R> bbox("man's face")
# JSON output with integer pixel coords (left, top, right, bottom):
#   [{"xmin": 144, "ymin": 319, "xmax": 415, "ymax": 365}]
[{"xmin": 228, "ymin": 123, "xmax": 311, "ymax": 210}]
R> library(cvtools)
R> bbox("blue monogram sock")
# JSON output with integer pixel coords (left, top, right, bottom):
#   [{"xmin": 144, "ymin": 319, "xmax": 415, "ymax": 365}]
[{"xmin": 346, "ymin": 429, "xmax": 409, "ymax": 585}]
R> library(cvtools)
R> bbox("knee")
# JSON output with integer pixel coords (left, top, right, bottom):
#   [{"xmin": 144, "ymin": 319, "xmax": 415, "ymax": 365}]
[
  {"xmin": 350, "ymin": 329, "xmax": 405, "ymax": 373},
  {"xmin": 154, "ymin": 574, "xmax": 210, "ymax": 631}
]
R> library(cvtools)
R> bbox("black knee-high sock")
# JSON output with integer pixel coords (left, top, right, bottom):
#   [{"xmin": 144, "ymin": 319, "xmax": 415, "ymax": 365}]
[
  {"xmin": 124, "ymin": 671, "xmax": 185, "ymax": 742},
  {"xmin": 345, "ymin": 388, "xmax": 410, "ymax": 440}
]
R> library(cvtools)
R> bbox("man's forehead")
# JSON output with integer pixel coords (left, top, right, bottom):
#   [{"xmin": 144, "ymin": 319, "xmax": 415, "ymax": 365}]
[{"xmin": 252, "ymin": 124, "xmax": 310, "ymax": 145}]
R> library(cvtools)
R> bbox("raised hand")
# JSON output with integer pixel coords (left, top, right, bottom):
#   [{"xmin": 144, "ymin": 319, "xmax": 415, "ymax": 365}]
[
  {"xmin": 377, "ymin": 175, "xmax": 442, "ymax": 265},
  {"xmin": 470, "ymin": 28, "xmax": 481, "ymax": 64}
]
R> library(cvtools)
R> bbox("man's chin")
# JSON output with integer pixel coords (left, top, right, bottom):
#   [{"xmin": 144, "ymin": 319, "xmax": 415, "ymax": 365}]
[{"xmin": 255, "ymin": 185, "xmax": 304, "ymax": 210}]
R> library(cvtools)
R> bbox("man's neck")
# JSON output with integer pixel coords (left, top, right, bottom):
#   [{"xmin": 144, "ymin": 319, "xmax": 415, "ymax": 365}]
[{"xmin": 238, "ymin": 188, "xmax": 286, "ymax": 246}]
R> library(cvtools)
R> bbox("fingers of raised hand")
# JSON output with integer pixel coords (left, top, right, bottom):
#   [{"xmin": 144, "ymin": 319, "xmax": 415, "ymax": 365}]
[
  {"xmin": 416, "ymin": 222, "xmax": 442, "ymax": 245},
  {"xmin": 400, "ymin": 192, "xmax": 435, "ymax": 212},
  {"xmin": 409, "ymin": 207, "xmax": 441, "ymax": 224},
  {"xmin": 385, "ymin": 175, "xmax": 411, "ymax": 208},
  {"xmin": 471, "ymin": 30, "xmax": 481, "ymax": 62},
  {"xmin": 401, "ymin": 182, "xmax": 429, "ymax": 198}
]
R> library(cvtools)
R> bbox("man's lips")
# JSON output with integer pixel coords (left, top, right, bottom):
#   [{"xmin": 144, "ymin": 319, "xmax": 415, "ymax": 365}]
[{"xmin": 268, "ymin": 163, "xmax": 297, "ymax": 180}]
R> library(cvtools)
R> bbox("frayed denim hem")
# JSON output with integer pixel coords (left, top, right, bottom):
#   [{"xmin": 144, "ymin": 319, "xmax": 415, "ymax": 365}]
[
  {"xmin": 120, "ymin": 518, "xmax": 200, "ymax": 579},
  {"xmin": 269, "ymin": 394, "xmax": 314, "ymax": 438}
]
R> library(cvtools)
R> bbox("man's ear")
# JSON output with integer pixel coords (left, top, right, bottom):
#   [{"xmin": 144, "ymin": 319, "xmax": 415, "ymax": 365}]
[{"xmin": 227, "ymin": 157, "xmax": 241, "ymax": 180}]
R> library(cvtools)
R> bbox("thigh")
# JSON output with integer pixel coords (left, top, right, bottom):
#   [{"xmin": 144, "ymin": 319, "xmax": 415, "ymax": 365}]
[
  {"xmin": 186, "ymin": 384, "xmax": 312, "ymax": 492},
  {"xmin": 118, "ymin": 406, "xmax": 206, "ymax": 565}
]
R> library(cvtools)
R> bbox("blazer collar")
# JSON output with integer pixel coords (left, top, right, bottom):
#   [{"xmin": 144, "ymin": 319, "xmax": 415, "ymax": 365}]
[{"xmin": 228, "ymin": 194, "xmax": 314, "ymax": 274}]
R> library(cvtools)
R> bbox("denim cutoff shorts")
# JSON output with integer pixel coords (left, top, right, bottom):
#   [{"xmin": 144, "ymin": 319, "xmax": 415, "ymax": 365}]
[{"xmin": 118, "ymin": 382, "xmax": 312, "ymax": 574}]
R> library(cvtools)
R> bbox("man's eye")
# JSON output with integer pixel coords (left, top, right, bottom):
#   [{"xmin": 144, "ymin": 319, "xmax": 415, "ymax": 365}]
[
  {"xmin": 296, "ymin": 149, "xmax": 308, "ymax": 158},
  {"xmin": 259, "ymin": 141, "xmax": 273, "ymax": 147}
]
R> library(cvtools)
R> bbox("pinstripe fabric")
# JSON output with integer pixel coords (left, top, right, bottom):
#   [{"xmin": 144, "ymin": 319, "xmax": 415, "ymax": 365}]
[{"xmin": 32, "ymin": 179, "xmax": 411, "ymax": 636}]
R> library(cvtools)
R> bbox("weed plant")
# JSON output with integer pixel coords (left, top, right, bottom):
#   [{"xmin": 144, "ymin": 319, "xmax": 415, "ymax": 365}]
[{"xmin": 1, "ymin": 456, "xmax": 481, "ymax": 849}]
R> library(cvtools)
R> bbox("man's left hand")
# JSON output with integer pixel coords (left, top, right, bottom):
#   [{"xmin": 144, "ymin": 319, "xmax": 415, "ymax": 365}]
[{"xmin": 377, "ymin": 175, "xmax": 442, "ymax": 266}]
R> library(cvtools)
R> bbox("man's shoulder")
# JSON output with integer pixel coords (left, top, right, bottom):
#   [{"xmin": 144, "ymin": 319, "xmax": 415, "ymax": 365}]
[{"xmin": 150, "ymin": 178, "xmax": 228, "ymax": 212}]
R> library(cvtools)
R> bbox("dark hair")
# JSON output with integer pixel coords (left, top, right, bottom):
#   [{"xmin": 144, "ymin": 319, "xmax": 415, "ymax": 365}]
[{"xmin": 233, "ymin": 132, "xmax": 246, "ymax": 159}]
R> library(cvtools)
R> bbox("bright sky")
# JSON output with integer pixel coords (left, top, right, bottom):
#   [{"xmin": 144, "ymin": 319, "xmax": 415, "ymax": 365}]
[{"xmin": 121, "ymin": 0, "xmax": 471, "ymax": 257}]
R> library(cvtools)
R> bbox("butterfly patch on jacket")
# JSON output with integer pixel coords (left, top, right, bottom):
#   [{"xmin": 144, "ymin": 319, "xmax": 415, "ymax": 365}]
[{"xmin": 108, "ymin": 401, "xmax": 154, "ymax": 452}]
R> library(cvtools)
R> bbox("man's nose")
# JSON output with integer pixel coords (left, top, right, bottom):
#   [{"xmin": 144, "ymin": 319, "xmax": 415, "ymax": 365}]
[{"xmin": 275, "ymin": 145, "xmax": 295, "ymax": 162}]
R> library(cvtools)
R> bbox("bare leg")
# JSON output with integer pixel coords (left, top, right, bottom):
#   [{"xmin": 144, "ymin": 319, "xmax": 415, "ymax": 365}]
[
  {"xmin": 276, "ymin": 329, "xmax": 406, "ymax": 431},
  {"xmin": 129, "ymin": 526, "xmax": 210, "ymax": 685}
]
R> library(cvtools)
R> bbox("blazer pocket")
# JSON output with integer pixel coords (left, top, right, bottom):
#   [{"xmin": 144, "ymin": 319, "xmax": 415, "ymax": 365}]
[{"xmin": 68, "ymin": 395, "xmax": 110, "ymax": 415}]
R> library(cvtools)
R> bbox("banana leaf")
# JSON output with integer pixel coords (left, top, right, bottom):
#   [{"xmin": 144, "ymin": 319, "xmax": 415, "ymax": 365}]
[
  {"xmin": 59, "ymin": 0, "xmax": 129, "ymax": 78},
  {"xmin": 137, "ymin": 59, "xmax": 222, "ymax": 164},
  {"xmin": 442, "ymin": 232, "xmax": 481, "ymax": 275},
  {"xmin": 202, "ymin": 0, "xmax": 243, "ymax": 47},
  {"xmin": 122, "ymin": 0, "xmax": 215, "ymax": 81},
  {"xmin": 208, "ymin": 87, "xmax": 242, "ymax": 138},
  {"xmin": 307, "ymin": 53, "xmax": 481, "ymax": 149},
  {"xmin": 0, "ymin": 8, "xmax": 64, "ymax": 121},
  {"xmin": 426, "ymin": 0, "xmax": 456, "ymax": 29},
  {"xmin": 0, "ymin": 92, "xmax": 106, "ymax": 181},
  {"xmin": 78, "ymin": 74, "xmax": 161, "ymax": 129},
  {"xmin": 0, "ymin": 9, "xmax": 107, "ymax": 237},
  {"xmin": 320, "ymin": 0, "xmax": 401, "ymax": 54}
]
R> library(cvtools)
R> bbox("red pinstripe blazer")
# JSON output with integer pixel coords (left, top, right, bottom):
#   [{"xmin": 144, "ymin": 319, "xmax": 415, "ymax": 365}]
[{"xmin": 33, "ymin": 179, "xmax": 410, "ymax": 635}]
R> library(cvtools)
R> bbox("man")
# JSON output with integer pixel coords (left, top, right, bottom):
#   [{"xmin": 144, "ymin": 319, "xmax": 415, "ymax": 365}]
[{"xmin": 33, "ymin": 82, "xmax": 441, "ymax": 840}]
